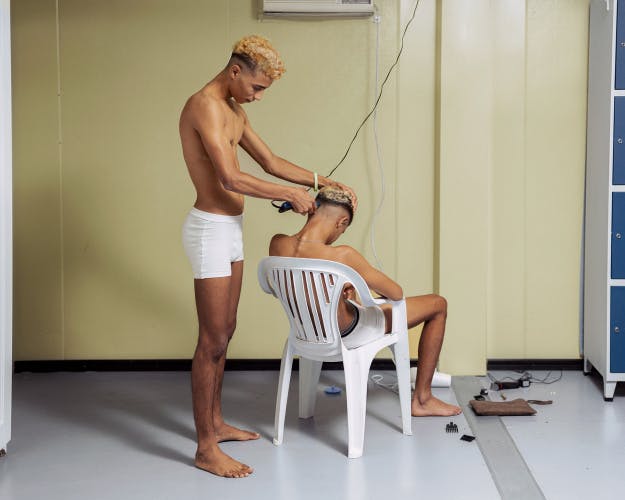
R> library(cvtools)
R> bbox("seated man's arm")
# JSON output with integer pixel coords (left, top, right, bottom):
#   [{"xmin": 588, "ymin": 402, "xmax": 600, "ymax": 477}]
[{"xmin": 336, "ymin": 246, "xmax": 403, "ymax": 301}]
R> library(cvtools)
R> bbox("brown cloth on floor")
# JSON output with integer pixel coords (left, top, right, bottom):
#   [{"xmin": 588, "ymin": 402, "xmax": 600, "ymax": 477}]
[{"xmin": 469, "ymin": 398, "xmax": 552, "ymax": 416}]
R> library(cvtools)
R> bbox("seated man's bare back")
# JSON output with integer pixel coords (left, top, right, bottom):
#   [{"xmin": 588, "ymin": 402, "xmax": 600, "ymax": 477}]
[{"xmin": 269, "ymin": 186, "xmax": 462, "ymax": 417}]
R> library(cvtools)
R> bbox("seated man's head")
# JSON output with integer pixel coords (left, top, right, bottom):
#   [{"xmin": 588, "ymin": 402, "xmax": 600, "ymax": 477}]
[
  {"xmin": 312, "ymin": 186, "xmax": 355, "ymax": 242},
  {"xmin": 227, "ymin": 35, "xmax": 286, "ymax": 103}
]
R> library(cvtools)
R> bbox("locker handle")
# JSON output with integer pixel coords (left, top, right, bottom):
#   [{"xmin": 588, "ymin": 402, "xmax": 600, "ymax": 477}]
[
  {"xmin": 618, "ymin": 138, "xmax": 624, "ymax": 144},
  {"xmin": 616, "ymin": 327, "xmax": 621, "ymax": 334},
  {"xmin": 617, "ymin": 233, "xmax": 622, "ymax": 239}
]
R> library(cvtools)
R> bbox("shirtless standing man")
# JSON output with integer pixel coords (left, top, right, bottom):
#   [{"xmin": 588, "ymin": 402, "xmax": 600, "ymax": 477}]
[
  {"xmin": 179, "ymin": 35, "xmax": 356, "ymax": 478},
  {"xmin": 270, "ymin": 186, "xmax": 462, "ymax": 418}
]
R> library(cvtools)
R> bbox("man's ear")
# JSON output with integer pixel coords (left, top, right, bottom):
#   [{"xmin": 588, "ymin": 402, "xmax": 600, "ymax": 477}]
[
  {"xmin": 230, "ymin": 64, "xmax": 242, "ymax": 79},
  {"xmin": 337, "ymin": 215, "xmax": 350, "ymax": 228}
]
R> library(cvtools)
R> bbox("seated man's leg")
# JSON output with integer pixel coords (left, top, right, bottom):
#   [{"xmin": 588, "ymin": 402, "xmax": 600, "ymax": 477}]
[
  {"xmin": 383, "ymin": 294, "xmax": 461, "ymax": 417},
  {"xmin": 192, "ymin": 269, "xmax": 253, "ymax": 478}
]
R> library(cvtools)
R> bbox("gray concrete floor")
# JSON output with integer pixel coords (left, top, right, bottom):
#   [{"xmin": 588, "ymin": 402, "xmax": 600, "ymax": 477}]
[
  {"xmin": 0, "ymin": 369, "xmax": 623, "ymax": 500},
  {"xmin": 494, "ymin": 369, "xmax": 625, "ymax": 500}
]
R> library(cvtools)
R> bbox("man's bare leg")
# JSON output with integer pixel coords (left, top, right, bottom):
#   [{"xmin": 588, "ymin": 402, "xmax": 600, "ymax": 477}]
[
  {"xmin": 383, "ymin": 294, "xmax": 461, "ymax": 417},
  {"xmin": 212, "ymin": 355, "xmax": 259, "ymax": 442},
  {"xmin": 211, "ymin": 261, "xmax": 260, "ymax": 443},
  {"xmin": 191, "ymin": 268, "xmax": 253, "ymax": 478}
]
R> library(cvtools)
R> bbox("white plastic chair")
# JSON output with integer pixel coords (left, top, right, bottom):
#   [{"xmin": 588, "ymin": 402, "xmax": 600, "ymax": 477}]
[{"xmin": 258, "ymin": 256, "xmax": 412, "ymax": 458}]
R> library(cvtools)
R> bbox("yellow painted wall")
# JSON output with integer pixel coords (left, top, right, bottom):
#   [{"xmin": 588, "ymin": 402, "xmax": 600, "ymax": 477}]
[
  {"xmin": 487, "ymin": 0, "xmax": 588, "ymax": 360},
  {"xmin": 11, "ymin": 0, "xmax": 589, "ymax": 372},
  {"xmin": 437, "ymin": 0, "xmax": 493, "ymax": 374}
]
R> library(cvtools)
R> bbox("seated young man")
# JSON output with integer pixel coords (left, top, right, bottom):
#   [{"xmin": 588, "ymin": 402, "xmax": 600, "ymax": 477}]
[{"xmin": 269, "ymin": 186, "xmax": 461, "ymax": 417}]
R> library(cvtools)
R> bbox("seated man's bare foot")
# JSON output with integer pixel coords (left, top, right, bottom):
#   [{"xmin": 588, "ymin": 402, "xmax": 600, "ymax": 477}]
[
  {"xmin": 412, "ymin": 395, "xmax": 462, "ymax": 417},
  {"xmin": 195, "ymin": 447, "xmax": 253, "ymax": 478},
  {"xmin": 215, "ymin": 423, "xmax": 260, "ymax": 443}
]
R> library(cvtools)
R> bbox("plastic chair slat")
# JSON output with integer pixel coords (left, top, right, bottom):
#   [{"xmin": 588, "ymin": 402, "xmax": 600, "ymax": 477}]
[
  {"xmin": 306, "ymin": 271, "xmax": 328, "ymax": 342},
  {"xmin": 320, "ymin": 273, "xmax": 331, "ymax": 304},
  {"xmin": 301, "ymin": 271, "xmax": 321, "ymax": 341},
  {"xmin": 287, "ymin": 269, "xmax": 307, "ymax": 340},
  {"xmin": 277, "ymin": 269, "xmax": 295, "ymax": 321},
  {"xmin": 290, "ymin": 270, "xmax": 315, "ymax": 342},
  {"xmin": 312, "ymin": 271, "xmax": 334, "ymax": 341}
]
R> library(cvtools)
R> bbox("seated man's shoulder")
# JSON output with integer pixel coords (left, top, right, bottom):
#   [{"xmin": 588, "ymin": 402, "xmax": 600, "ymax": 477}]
[
  {"xmin": 271, "ymin": 233, "xmax": 289, "ymax": 243},
  {"xmin": 269, "ymin": 233, "xmax": 289, "ymax": 256},
  {"xmin": 331, "ymin": 245, "xmax": 372, "ymax": 273},
  {"xmin": 331, "ymin": 245, "xmax": 360, "ymax": 264}
]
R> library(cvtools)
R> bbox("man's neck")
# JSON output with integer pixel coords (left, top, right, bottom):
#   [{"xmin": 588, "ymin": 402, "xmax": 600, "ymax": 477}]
[
  {"xmin": 296, "ymin": 221, "xmax": 334, "ymax": 245},
  {"xmin": 203, "ymin": 71, "xmax": 232, "ymax": 101}
]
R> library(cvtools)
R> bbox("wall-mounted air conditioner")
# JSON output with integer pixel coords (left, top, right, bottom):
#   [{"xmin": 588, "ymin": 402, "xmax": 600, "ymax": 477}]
[{"xmin": 262, "ymin": 0, "xmax": 374, "ymax": 17}]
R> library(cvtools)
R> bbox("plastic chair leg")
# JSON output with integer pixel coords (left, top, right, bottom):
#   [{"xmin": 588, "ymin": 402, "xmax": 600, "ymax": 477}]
[
  {"xmin": 274, "ymin": 341, "xmax": 294, "ymax": 446},
  {"xmin": 299, "ymin": 358, "xmax": 322, "ymax": 419},
  {"xmin": 343, "ymin": 352, "xmax": 374, "ymax": 458},
  {"xmin": 390, "ymin": 336, "xmax": 413, "ymax": 436}
]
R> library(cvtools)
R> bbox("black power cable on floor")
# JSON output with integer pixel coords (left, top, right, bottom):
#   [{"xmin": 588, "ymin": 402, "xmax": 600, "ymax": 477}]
[{"xmin": 487, "ymin": 370, "xmax": 563, "ymax": 389}]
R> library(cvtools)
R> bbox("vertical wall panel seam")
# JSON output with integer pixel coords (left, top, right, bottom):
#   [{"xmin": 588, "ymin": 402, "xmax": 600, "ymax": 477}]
[
  {"xmin": 433, "ymin": 0, "xmax": 442, "ymax": 294},
  {"xmin": 523, "ymin": 0, "xmax": 529, "ymax": 359},
  {"xmin": 486, "ymin": 5, "xmax": 491, "ymax": 357},
  {"xmin": 395, "ymin": 0, "xmax": 400, "ymax": 283},
  {"xmin": 394, "ymin": 0, "xmax": 400, "ymax": 282},
  {"xmin": 55, "ymin": 0, "xmax": 65, "ymax": 359},
  {"xmin": 486, "ymin": 6, "xmax": 494, "ymax": 371},
  {"xmin": 486, "ymin": 5, "xmax": 494, "ymax": 361},
  {"xmin": 226, "ymin": 0, "xmax": 230, "ymax": 53}
]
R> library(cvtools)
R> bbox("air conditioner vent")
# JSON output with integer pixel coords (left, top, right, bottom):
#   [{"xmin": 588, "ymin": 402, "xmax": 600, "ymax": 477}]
[{"xmin": 262, "ymin": 0, "xmax": 374, "ymax": 17}]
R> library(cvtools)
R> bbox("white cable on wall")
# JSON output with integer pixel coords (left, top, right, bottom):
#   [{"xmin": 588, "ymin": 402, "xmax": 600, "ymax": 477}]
[{"xmin": 370, "ymin": 6, "xmax": 386, "ymax": 271}]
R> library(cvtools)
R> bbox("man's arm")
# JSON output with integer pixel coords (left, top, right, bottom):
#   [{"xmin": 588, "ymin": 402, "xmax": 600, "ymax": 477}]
[
  {"xmin": 336, "ymin": 246, "xmax": 403, "ymax": 301},
  {"xmin": 193, "ymin": 99, "xmax": 315, "ymax": 214},
  {"xmin": 239, "ymin": 118, "xmax": 358, "ymax": 209}
]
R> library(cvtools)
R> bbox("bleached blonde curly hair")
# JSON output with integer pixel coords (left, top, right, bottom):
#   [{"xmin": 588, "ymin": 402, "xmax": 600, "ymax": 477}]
[
  {"xmin": 316, "ymin": 186, "xmax": 354, "ymax": 224},
  {"xmin": 231, "ymin": 35, "xmax": 286, "ymax": 80}
]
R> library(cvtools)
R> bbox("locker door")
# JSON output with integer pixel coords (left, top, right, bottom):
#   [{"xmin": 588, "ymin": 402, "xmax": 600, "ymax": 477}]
[
  {"xmin": 617, "ymin": 0, "xmax": 625, "ymax": 89},
  {"xmin": 614, "ymin": 98, "xmax": 625, "ymax": 184},
  {"xmin": 613, "ymin": 193, "xmax": 625, "ymax": 278},
  {"xmin": 610, "ymin": 287, "xmax": 625, "ymax": 373}
]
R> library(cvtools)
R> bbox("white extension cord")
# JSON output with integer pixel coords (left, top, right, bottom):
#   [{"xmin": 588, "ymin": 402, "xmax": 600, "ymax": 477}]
[{"xmin": 371, "ymin": 368, "xmax": 452, "ymax": 394}]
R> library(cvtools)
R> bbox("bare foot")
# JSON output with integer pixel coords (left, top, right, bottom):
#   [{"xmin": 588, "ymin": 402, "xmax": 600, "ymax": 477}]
[
  {"xmin": 195, "ymin": 447, "xmax": 253, "ymax": 478},
  {"xmin": 412, "ymin": 395, "xmax": 462, "ymax": 417},
  {"xmin": 215, "ymin": 423, "xmax": 260, "ymax": 443}
]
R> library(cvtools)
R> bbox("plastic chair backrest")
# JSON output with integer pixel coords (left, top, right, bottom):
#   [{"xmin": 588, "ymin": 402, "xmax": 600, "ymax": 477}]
[{"xmin": 258, "ymin": 257, "xmax": 376, "ymax": 354}]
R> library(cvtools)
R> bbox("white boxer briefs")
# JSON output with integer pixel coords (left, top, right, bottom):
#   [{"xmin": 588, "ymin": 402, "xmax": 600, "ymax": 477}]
[
  {"xmin": 340, "ymin": 299, "xmax": 387, "ymax": 349},
  {"xmin": 182, "ymin": 208, "xmax": 244, "ymax": 279}
]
